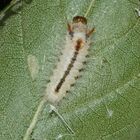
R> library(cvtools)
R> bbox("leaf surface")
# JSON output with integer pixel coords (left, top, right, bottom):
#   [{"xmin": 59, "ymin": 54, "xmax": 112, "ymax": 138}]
[{"xmin": 0, "ymin": 0, "xmax": 140, "ymax": 140}]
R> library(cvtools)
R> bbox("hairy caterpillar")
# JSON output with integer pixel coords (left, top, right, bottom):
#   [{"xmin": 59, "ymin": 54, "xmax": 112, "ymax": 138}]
[
  {"xmin": 23, "ymin": 15, "xmax": 95, "ymax": 140},
  {"xmin": 46, "ymin": 16, "xmax": 95, "ymax": 104}
]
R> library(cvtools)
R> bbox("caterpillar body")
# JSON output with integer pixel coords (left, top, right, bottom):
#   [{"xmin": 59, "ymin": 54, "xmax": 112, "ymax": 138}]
[
  {"xmin": 46, "ymin": 16, "xmax": 95, "ymax": 104},
  {"xmin": 23, "ymin": 16, "xmax": 95, "ymax": 140}
]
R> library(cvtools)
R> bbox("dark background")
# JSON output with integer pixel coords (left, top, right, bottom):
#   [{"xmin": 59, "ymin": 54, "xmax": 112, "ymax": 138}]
[{"xmin": 0, "ymin": 0, "xmax": 12, "ymax": 10}]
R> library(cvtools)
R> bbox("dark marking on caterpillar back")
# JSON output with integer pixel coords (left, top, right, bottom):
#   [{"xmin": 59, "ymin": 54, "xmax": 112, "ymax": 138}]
[{"xmin": 55, "ymin": 40, "xmax": 82, "ymax": 93}]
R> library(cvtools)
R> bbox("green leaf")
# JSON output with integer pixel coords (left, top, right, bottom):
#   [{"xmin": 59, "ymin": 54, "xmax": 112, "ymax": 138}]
[{"xmin": 0, "ymin": 0, "xmax": 140, "ymax": 140}]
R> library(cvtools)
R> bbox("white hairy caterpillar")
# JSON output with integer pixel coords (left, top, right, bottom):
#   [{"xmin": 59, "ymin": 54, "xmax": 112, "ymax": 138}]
[
  {"xmin": 23, "ymin": 16, "xmax": 95, "ymax": 140},
  {"xmin": 23, "ymin": 0, "xmax": 96, "ymax": 139},
  {"xmin": 46, "ymin": 16, "xmax": 95, "ymax": 104}
]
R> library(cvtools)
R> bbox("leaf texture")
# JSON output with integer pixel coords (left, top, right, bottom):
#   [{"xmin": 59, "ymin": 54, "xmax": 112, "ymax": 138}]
[{"xmin": 0, "ymin": 0, "xmax": 140, "ymax": 140}]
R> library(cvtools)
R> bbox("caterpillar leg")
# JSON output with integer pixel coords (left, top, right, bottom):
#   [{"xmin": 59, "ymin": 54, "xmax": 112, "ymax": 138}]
[{"xmin": 86, "ymin": 27, "xmax": 95, "ymax": 37}]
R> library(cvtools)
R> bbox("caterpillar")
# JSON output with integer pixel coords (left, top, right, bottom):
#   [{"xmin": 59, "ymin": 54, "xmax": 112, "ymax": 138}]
[
  {"xmin": 23, "ymin": 15, "xmax": 95, "ymax": 140},
  {"xmin": 46, "ymin": 16, "xmax": 95, "ymax": 104}
]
